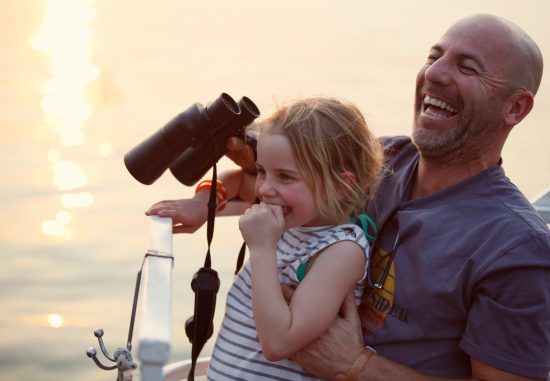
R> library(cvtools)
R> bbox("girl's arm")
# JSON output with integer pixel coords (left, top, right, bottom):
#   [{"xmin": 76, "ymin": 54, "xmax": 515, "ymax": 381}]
[
  {"xmin": 250, "ymin": 238, "xmax": 366, "ymax": 361},
  {"xmin": 145, "ymin": 135, "xmax": 257, "ymax": 233},
  {"xmin": 145, "ymin": 168, "xmax": 255, "ymax": 233}
]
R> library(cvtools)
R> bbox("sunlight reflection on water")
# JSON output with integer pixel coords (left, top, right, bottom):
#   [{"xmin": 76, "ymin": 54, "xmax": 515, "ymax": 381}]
[{"xmin": 30, "ymin": 0, "xmax": 101, "ymax": 240}]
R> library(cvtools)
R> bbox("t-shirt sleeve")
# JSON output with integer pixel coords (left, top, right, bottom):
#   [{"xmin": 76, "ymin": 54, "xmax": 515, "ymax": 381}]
[{"xmin": 460, "ymin": 234, "xmax": 550, "ymax": 379}]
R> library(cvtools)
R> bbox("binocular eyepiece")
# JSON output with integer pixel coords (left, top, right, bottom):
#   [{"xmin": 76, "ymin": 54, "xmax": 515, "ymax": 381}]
[{"xmin": 124, "ymin": 93, "xmax": 260, "ymax": 186}]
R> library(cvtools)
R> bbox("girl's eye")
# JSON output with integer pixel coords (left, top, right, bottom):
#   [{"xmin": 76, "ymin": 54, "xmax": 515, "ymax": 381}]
[
  {"xmin": 279, "ymin": 173, "xmax": 294, "ymax": 181},
  {"xmin": 257, "ymin": 168, "xmax": 266, "ymax": 177}
]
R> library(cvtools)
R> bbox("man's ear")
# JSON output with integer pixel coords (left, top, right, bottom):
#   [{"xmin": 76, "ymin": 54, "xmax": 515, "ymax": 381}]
[{"xmin": 503, "ymin": 90, "xmax": 534, "ymax": 128}]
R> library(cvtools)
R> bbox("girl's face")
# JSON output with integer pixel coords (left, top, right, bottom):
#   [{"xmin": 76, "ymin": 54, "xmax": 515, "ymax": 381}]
[{"xmin": 254, "ymin": 132, "xmax": 336, "ymax": 230}]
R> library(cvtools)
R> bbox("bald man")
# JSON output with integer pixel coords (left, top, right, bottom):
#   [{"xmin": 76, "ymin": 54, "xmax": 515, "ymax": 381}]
[{"xmin": 290, "ymin": 14, "xmax": 549, "ymax": 381}]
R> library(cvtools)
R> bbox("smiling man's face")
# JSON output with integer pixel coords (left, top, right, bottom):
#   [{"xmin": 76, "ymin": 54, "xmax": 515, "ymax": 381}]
[{"xmin": 412, "ymin": 16, "xmax": 519, "ymax": 164}]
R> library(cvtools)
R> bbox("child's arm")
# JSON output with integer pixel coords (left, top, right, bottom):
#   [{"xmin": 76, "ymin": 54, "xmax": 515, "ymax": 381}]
[
  {"xmin": 252, "ymin": 240, "xmax": 365, "ymax": 361},
  {"xmin": 239, "ymin": 203, "xmax": 366, "ymax": 361},
  {"xmin": 145, "ymin": 169, "xmax": 252, "ymax": 233}
]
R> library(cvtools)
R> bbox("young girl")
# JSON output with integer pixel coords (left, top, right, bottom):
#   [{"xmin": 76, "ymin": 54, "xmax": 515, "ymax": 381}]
[
  {"xmin": 206, "ymin": 97, "xmax": 382, "ymax": 380},
  {"xmin": 148, "ymin": 97, "xmax": 382, "ymax": 380}
]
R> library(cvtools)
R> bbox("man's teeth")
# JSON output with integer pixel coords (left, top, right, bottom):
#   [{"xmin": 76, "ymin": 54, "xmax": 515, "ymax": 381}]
[{"xmin": 424, "ymin": 95, "xmax": 458, "ymax": 113}]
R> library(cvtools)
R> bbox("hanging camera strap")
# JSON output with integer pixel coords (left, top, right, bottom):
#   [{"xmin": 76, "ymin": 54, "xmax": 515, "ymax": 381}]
[
  {"xmin": 233, "ymin": 198, "xmax": 260, "ymax": 275},
  {"xmin": 186, "ymin": 164, "xmax": 221, "ymax": 381},
  {"xmin": 233, "ymin": 134, "xmax": 259, "ymax": 275}
]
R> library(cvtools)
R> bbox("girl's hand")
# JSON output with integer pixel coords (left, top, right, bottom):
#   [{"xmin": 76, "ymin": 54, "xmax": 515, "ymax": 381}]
[
  {"xmin": 145, "ymin": 192, "xmax": 209, "ymax": 234},
  {"xmin": 239, "ymin": 202, "xmax": 285, "ymax": 251}
]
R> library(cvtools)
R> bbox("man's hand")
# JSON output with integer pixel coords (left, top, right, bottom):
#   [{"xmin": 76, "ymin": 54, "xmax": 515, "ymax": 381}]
[
  {"xmin": 225, "ymin": 136, "xmax": 257, "ymax": 173},
  {"xmin": 291, "ymin": 291, "xmax": 365, "ymax": 381},
  {"xmin": 284, "ymin": 286, "xmax": 542, "ymax": 381}
]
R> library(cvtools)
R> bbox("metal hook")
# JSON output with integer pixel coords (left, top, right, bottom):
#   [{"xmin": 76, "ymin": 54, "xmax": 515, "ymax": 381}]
[
  {"xmin": 94, "ymin": 328, "xmax": 116, "ymax": 362},
  {"xmin": 86, "ymin": 328, "xmax": 137, "ymax": 380},
  {"xmin": 86, "ymin": 270, "xmax": 142, "ymax": 379},
  {"xmin": 86, "ymin": 346, "xmax": 117, "ymax": 370}
]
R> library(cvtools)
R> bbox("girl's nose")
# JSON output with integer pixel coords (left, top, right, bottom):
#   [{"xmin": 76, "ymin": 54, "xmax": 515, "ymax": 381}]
[{"xmin": 257, "ymin": 177, "xmax": 277, "ymax": 198}]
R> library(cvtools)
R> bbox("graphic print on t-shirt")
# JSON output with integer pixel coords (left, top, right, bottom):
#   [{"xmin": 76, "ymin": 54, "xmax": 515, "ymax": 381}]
[{"xmin": 359, "ymin": 246, "xmax": 409, "ymax": 338}]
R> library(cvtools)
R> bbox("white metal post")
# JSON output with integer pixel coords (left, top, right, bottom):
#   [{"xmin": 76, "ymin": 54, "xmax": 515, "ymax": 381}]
[{"xmin": 137, "ymin": 216, "xmax": 174, "ymax": 381}]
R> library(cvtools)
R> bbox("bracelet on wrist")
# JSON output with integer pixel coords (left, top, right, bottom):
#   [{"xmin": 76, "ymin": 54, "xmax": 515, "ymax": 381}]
[
  {"xmin": 195, "ymin": 180, "xmax": 228, "ymax": 212},
  {"xmin": 345, "ymin": 346, "xmax": 376, "ymax": 381}
]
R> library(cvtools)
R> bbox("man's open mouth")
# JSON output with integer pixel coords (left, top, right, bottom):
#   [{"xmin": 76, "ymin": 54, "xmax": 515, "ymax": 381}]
[{"xmin": 423, "ymin": 95, "xmax": 458, "ymax": 119}]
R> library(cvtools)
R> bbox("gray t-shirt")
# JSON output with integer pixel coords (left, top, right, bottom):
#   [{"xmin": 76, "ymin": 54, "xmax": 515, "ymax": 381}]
[{"xmin": 360, "ymin": 136, "xmax": 550, "ymax": 379}]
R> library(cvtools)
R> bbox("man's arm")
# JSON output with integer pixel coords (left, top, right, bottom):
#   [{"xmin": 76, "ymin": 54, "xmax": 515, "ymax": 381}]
[
  {"xmin": 290, "ymin": 290, "xmax": 545, "ymax": 381},
  {"xmin": 344, "ymin": 353, "xmax": 543, "ymax": 381}
]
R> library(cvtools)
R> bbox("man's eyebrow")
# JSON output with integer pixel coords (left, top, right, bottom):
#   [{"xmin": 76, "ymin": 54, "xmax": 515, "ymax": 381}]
[{"xmin": 428, "ymin": 44, "xmax": 443, "ymax": 54}]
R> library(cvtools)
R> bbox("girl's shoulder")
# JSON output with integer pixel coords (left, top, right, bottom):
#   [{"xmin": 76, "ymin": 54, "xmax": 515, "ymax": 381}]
[{"xmin": 330, "ymin": 223, "xmax": 369, "ymax": 247}]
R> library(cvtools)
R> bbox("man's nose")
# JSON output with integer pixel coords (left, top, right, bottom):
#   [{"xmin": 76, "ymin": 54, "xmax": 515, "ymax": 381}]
[{"xmin": 424, "ymin": 58, "xmax": 452, "ymax": 86}]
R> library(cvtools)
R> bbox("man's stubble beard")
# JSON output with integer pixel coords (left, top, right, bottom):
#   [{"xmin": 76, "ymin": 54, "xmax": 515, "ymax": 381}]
[{"xmin": 411, "ymin": 113, "xmax": 500, "ymax": 166}]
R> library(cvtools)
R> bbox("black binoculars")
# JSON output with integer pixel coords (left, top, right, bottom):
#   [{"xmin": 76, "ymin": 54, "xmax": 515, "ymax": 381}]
[{"xmin": 124, "ymin": 93, "xmax": 260, "ymax": 186}]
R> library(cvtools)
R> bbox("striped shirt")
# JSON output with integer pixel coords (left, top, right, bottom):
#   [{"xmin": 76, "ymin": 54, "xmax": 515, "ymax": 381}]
[{"xmin": 208, "ymin": 224, "xmax": 370, "ymax": 380}]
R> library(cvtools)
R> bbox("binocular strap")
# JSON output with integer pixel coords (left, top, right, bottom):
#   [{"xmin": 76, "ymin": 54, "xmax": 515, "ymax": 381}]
[
  {"xmin": 188, "ymin": 167, "xmax": 255, "ymax": 379},
  {"xmin": 233, "ymin": 198, "xmax": 258, "ymax": 275},
  {"xmin": 187, "ymin": 165, "xmax": 221, "ymax": 381},
  {"xmin": 187, "ymin": 268, "xmax": 218, "ymax": 381}
]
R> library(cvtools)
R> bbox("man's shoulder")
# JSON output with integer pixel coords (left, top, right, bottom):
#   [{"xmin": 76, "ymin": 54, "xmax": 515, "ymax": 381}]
[
  {"xmin": 378, "ymin": 135, "xmax": 418, "ymax": 172},
  {"xmin": 380, "ymin": 135, "xmax": 413, "ymax": 152},
  {"xmin": 484, "ymin": 170, "xmax": 550, "ymax": 237}
]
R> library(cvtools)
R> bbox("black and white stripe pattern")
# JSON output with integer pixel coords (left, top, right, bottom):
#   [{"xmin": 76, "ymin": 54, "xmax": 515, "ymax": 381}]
[{"xmin": 208, "ymin": 224, "xmax": 370, "ymax": 380}]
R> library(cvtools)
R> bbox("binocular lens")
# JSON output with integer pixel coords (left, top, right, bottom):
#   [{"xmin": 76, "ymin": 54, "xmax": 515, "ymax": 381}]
[
  {"xmin": 205, "ymin": 93, "xmax": 240, "ymax": 126},
  {"xmin": 124, "ymin": 93, "xmax": 242, "ymax": 185},
  {"xmin": 239, "ymin": 97, "xmax": 261, "ymax": 124},
  {"xmin": 168, "ymin": 96, "xmax": 260, "ymax": 186}
]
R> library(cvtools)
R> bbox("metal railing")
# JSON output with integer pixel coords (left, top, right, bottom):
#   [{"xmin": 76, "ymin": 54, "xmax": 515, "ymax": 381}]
[
  {"xmin": 137, "ymin": 216, "xmax": 174, "ymax": 381},
  {"xmin": 137, "ymin": 216, "xmax": 210, "ymax": 380},
  {"xmin": 86, "ymin": 216, "xmax": 175, "ymax": 381}
]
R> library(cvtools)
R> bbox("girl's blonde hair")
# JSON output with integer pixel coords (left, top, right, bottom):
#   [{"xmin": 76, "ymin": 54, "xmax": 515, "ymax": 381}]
[{"xmin": 257, "ymin": 97, "xmax": 383, "ymax": 222}]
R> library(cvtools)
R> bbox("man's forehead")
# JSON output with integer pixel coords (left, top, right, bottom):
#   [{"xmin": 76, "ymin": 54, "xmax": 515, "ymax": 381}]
[
  {"xmin": 431, "ymin": 20, "xmax": 510, "ymax": 62},
  {"xmin": 441, "ymin": 16, "xmax": 511, "ymax": 50}
]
